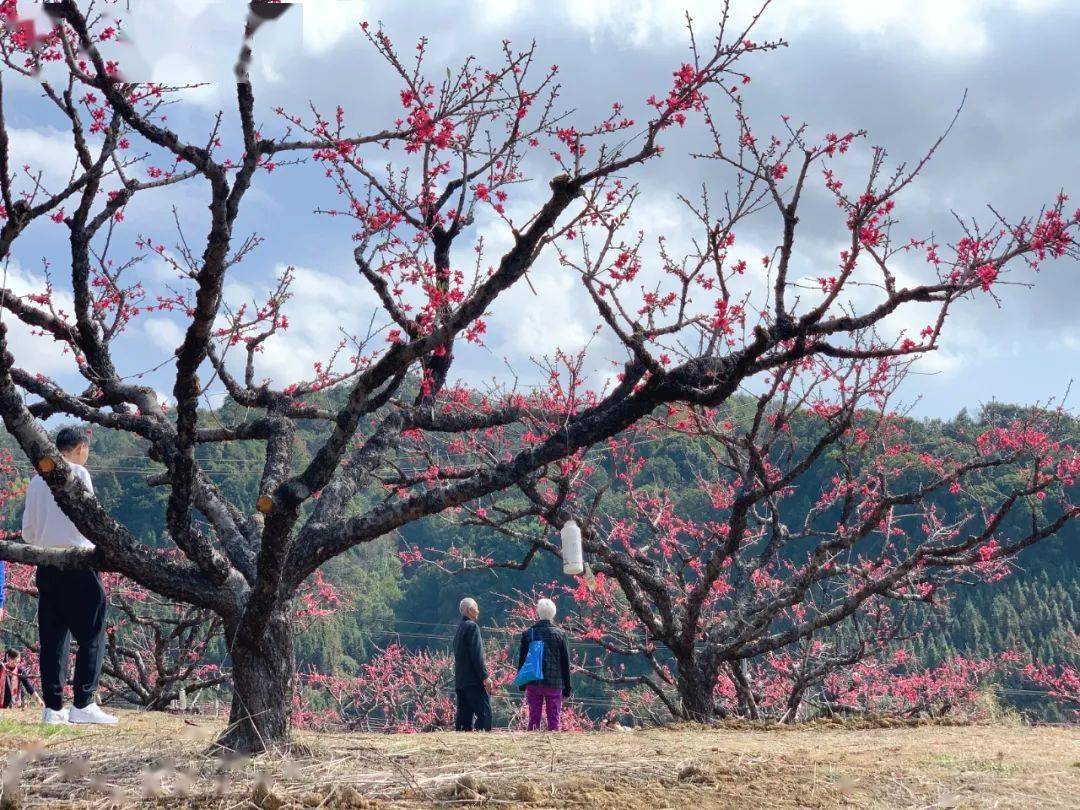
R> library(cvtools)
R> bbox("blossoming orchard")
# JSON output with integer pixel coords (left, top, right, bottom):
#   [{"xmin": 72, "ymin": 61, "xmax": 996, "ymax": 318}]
[{"xmin": 0, "ymin": 0, "xmax": 1077, "ymax": 756}]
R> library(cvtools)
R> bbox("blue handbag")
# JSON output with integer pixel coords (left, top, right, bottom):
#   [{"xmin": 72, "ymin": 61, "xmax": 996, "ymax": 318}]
[{"xmin": 514, "ymin": 628, "xmax": 545, "ymax": 688}]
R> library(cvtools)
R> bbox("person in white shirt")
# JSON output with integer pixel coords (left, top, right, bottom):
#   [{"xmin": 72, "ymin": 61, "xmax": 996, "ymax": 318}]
[{"xmin": 21, "ymin": 427, "xmax": 117, "ymax": 726}]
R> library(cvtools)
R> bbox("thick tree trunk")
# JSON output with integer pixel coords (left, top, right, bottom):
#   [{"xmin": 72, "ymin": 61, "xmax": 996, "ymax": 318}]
[
  {"xmin": 676, "ymin": 659, "xmax": 718, "ymax": 722},
  {"xmin": 217, "ymin": 613, "xmax": 294, "ymax": 753}
]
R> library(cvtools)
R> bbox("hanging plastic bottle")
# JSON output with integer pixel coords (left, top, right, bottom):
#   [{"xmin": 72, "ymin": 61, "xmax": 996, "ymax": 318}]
[{"xmin": 561, "ymin": 520, "xmax": 584, "ymax": 576}]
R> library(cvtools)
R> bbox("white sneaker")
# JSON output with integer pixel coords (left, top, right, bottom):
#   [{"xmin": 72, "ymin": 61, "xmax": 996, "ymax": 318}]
[
  {"xmin": 68, "ymin": 703, "xmax": 118, "ymax": 725},
  {"xmin": 42, "ymin": 706, "xmax": 71, "ymax": 725}
]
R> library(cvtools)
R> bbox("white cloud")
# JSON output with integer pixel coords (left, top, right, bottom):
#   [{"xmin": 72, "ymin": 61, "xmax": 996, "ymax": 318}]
[
  {"xmin": 148, "ymin": 52, "xmax": 214, "ymax": 91},
  {"xmin": 218, "ymin": 263, "xmax": 381, "ymax": 388},
  {"xmin": 301, "ymin": 0, "xmax": 366, "ymax": 55},
  {"xmin": 476, "ymin": 0, "xmax": 530, "ymax": 30},
  {"xmin": 4, "ymin": 127, "xmax": 80, "ymax": 187},
  {"xmin": 775, "ymin": 0, "xmax": 1064, "ymax": 58},
  {"xmin": 100, "ymin": 0, "xmax": 1066, "ymax": 71},
  {"xmin": 0, "ymin": 262, "xmax": 78, "ymax": 378},
  {"xmin": 502, "ymin": 259, "xmax": 594, "ymax": 358},
  {"xmin": 106, "ymin": 0, "xmax": 303, "ymax": 107},
  {"xmin": 762, "ymin": 0, "xmax": 996, "ymax": 55},
  {"xmin": 142, "ymin": 317, "xmax": 186, "ymax": 354},
  {"xmin": 455, "ymin": 0, "xmax": 1066, "ymax": 56}
]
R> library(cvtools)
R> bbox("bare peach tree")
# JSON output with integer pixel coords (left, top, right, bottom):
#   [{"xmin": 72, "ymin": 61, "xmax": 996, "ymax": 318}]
[{"xmin": 0, "ymin": 1, "xmax": 1076, "ymax": 750}]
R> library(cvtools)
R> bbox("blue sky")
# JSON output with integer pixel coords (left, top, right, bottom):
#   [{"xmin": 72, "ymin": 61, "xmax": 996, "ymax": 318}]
[{"xmin": 4, "ymin": 0, "xmax": 1078, "ymax": 420}]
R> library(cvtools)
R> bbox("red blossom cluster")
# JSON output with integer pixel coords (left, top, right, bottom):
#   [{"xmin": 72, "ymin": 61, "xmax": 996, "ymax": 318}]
[
  {"xmin": 1021, "ymin": 634, "xmax": 1080, "ymax": 720},
  {"xmin": 293, "ymin": 639, "xmax": 594, "ymax": 733},
  {"xmin": 293, "ymin": 569, "xmax": 342, "ymax": 624},
  {"xmin": 820, "ymin": 653, "xmax": 1017, "ymax": 721},
  {"xmin": 1022, "ymin": 662, "xmax": 1079, "ymax": 719},
  {"xmin": 295, "ymin": 643, "xmax": 457, "ymax": 733}
]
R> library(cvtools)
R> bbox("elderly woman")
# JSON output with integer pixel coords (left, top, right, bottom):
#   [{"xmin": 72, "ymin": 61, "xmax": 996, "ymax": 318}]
[{"xmin": 517, "ymin": 598, "xmax": 572, "ymax": 731}]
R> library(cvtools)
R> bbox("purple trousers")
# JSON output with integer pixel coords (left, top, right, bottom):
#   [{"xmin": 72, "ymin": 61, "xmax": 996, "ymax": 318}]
[{"xmin": 525, "ymin": 684, "xmax": 562, "ymax": 731}]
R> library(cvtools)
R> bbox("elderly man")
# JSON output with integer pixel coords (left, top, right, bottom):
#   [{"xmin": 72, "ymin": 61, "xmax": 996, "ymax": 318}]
[{"xmin": 453, "ymin": 597, "xmax": 492, "ymax": 731}]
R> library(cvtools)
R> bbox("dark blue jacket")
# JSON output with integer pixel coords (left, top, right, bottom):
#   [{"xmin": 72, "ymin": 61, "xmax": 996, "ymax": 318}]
[
  {"xmin": 453, "ymin": 618, "xmax": 489, "ymax": 688},
  {"xmin": 517, "ymin": 620, "xmax": 572, "ymax": 696}
]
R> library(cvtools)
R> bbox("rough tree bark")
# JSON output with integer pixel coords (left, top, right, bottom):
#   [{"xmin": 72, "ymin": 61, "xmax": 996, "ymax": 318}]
[
  {"xmin": 675, "ymin": 657, "xmax": 719, "ymax": 722},
  {"xmin": 218, "ymin": 614, "xmax": 294, "ymax": 753}
]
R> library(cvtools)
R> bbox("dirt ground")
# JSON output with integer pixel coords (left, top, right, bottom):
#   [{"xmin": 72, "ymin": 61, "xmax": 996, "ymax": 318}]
[{"xmin": 0, "ymin": 709, "xmax": 1077, "ymax": 808}]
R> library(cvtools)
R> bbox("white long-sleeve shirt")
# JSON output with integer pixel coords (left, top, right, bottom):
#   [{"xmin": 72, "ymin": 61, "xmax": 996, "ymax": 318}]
[{"xmin": 21, "ymin": 464, "xmax": 96, "ymax": 550}]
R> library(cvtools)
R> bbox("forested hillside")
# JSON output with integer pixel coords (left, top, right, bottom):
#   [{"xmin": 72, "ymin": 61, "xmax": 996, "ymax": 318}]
[{"xmin": 3, "ymin": 398, "xmax": 1076, "ymax": 719}]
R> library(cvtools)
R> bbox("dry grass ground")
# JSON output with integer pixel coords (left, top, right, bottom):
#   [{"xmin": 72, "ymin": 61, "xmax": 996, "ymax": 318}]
[{"xmin": 0, "ymin": 708, "xmax": 1077, "ymax": 808}]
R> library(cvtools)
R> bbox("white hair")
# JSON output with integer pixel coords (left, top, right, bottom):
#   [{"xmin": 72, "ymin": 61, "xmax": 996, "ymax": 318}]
[
  {"xmin": 536, "ymin": 598, "xmax": 557, "ymax": 621},
  {"xmin": 459, "ymin": 597, "xmax": 478, "ymax": 617}
]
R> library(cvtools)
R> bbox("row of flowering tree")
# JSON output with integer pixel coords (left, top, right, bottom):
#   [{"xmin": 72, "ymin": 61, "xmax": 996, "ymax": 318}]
[
  {"xmin": 2, "ymin": 560, "xmax": 226, "ymax": 709},
  {"xmin": 600, "ymin": 648, "xmax": 1022, "ymax": 726},
  {"xmin": 0, "ymin": 0, "xmax": 1076, "ymax": 751},
  {"xmin": 1021, "ymin": 634, "xmax": 1080, "ymax": 720},
  {"xmin": 0, "ymin": 554, "xmax": 342, "ymax": 710},
  {"xmin": 505, "ymin": 581, "xmax": 1078, "ymax": 724},
  {"xmin": 436, "ymin": 395, "xmax": 1078, "ymax": 721},
  {"xmin": 293, "ymin": 640, "xmax": 596, "ymax": 733}
]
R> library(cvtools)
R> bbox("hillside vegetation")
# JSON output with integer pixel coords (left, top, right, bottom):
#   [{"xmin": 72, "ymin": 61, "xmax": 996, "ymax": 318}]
[{"xmin": 2, "ymin": 399, "xmax": 1077, "ymax": 721}]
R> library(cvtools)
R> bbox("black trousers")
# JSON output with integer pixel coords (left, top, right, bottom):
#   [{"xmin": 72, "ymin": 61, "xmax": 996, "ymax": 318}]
[
  {"xmin": 36, "ymin": 566, "xmax": 106, "ymax": 711},
  {"xmin": 455, "ymin": 685, "xmax": 492, "ymax": 731}
]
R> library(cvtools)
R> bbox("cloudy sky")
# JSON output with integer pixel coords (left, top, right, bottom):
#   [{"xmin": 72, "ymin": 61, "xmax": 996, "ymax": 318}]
[{"xmin": 4, "ymin": 0, "xmax": 1078, "ymax": 419}]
